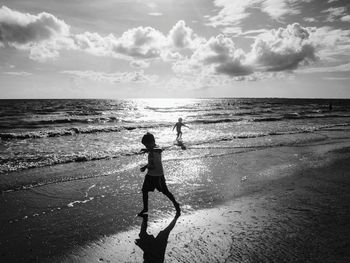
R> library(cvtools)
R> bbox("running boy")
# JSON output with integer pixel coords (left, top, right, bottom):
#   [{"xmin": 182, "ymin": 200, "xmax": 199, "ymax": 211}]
[
  {"xmin": 172, "ymin": 118, "xmax": 189, "ymax": 141},
  {"xmin": 138, "ymin": 132, "xmax": 180, "ymax": 216}
]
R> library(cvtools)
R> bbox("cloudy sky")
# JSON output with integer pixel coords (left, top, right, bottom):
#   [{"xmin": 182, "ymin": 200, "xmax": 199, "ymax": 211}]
[{"xmin": 1, "ymin": 0, "xmax": 350, "ymax": 98}]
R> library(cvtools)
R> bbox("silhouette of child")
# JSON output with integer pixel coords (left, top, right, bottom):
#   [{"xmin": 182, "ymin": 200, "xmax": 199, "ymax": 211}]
[
  {"xmin": 172, "ymin": 118, "xmax": 189, "ymax": 141},
  {"xmin": 139, "ymin": 132, "xmax": 180, "ymax": 216},
  {"xmin": 135, "ymin": 214, "xmax": 179, "ymax": 263}
]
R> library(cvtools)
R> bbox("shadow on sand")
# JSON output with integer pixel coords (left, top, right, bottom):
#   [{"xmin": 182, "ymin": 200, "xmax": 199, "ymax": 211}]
[{"xmin": 135, "ymin": 214, "xmax": 180, "ymax": 263}]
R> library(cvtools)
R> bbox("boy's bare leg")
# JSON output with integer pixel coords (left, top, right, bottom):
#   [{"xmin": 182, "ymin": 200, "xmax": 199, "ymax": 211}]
[
  {"xmin": 138, "ymin": 191, "xmax": 149, "ymax": 216},
  {"xmin": 163, "ymin": 191, "xmax": 181, "ymax": 215}
]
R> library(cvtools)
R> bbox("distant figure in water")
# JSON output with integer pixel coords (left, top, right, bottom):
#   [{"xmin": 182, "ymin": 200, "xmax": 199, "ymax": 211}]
[
  {"xmin": 172, "ymin": 117, "xmax": 189, "ymax": 141},
  {"xmin": 329, "ymin": 101, "xmax": 333, "ymax": 111},
  {"xmin": 138, "ymin": 132, "xmax": 180, "ymax": 217},
  {"xmin": 135, "ymin": 214, "xmax": 179, "ymax": 263}
]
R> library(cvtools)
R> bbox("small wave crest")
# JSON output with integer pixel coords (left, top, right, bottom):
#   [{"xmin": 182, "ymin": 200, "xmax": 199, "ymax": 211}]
[
  {"xmin": 190, "ymin": 118, "xmax": 243, "ymax": 124},
  {"xmin": 0, "ymin": 123, "xmax": 168, "ymax": 140},
  {"xmin": 2, "ymin": 113, "xmax": 350, "ymax": 141},
  {"xmin": 1, "ymin": 162, "xmax": 140, "ymax": 193},
  {"xmin": 1, "ymin": 123, "xmax": 350, "ymax": 175}
]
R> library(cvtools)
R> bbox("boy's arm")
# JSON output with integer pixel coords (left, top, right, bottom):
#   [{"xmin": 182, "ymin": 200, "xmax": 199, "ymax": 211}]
[
  {"xmin": 140, "ymin": 151, "xmax": 158, "ymax": 172},
  {"xmin": 140, "ymin": 162, "xmax": 154, "ymax": 171},
  {"xmin": 140, "ymin": 163, "xmax": 148, "ymax": 172},
  {"xmin": 139, "ymin": 148, "xmax": 148, "ymax": 154}
]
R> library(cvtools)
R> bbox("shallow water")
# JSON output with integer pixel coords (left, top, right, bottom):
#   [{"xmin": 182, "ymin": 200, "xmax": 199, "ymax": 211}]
[{"xmin": 1, "ymin": 98, "xmax": 350, "ymax": 177}]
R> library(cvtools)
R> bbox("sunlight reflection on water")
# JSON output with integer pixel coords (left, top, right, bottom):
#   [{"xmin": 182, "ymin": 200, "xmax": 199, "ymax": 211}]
[
  {"xmin": 130, "ymin": 98, "xmax": 200, "ymax": 123},
  {"xmin": 167, "ymin": 158, "xmax": 209, "ymax": 186}
]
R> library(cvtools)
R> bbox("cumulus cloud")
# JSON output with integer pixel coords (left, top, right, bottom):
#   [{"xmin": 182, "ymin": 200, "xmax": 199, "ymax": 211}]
[
  {"xmin": 248, "ymin": 23, "xmax": 317, "ymax": 71},
  {"xmin": 174, "ymin": 23, "xmax": 321, "ymax": 79},
  {"xmin": 167, "ymin": 20, "xmax": 197, "ymax": 49},
  {"xmin": 112, "ymin": 26, "xmax": 166, "ymax": 59},
  {"xmin": 0, "ymin": 6, "xmax": 69, "ymax": 46},
  {"xmin": 0, "ymin": 5, "xmax": 73, "ymax": 61},
  {"xmin": 174, "ymin": 21, "xmax": 350, "ymax": 85},
  {"xmin": 3, "ymin": 5, "xmax": 350, "ymax": 84},
  {"xmin": 61, "ymin": 70, "xmax": 159, "ymax": 83},
  {"xmin": 173, "ymin": 34, "xmax": 253, "ymax": 77},
  {"xmin": 71, "ymin": 20, "xmax": 206, "ymax": 66},
  {"xmin": 73, "ymin": 32, "xmax": 115, "ymax": 57},
  {"xmin": 0, "ymin": 6, "xmax": 199, "ymax": 63},
  {"xmin": 74, "ymin": 22, "xmax": 201, "ymax": 61}
]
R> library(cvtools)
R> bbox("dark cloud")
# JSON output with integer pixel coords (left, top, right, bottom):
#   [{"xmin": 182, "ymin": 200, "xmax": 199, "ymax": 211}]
[
  {"xmin": 173, "ymin": 35, "xmax": 253, "ymax": 77},
  {"xmin": 215, "ymin": 61, "xmax": 253, "ymax": 76}
]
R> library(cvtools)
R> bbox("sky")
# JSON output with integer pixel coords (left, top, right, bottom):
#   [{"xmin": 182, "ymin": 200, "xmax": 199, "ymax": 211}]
[{"xmin": 0, "ymin": 0, "xmax": 350, "ymax": 99}]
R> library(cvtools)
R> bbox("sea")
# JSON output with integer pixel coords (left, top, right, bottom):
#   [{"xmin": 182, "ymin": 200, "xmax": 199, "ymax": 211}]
[{"xmin": 1, "ymin": 98, "xmax": 350, "ymax": 193}]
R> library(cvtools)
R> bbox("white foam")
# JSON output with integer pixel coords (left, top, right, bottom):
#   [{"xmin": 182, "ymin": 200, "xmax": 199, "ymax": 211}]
[
  {"xmin": 67, "ymin": 197, "xmax": 94, "ymax": 208},
  {"xmin": 85, "ymin": 184, "xmax": 96, "ymax": 197}
]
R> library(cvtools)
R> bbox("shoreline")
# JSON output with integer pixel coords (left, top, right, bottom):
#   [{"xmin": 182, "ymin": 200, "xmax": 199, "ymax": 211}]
[{"xmin": 1, "ymin": 135, "xmax": 350, "ymax": 262}]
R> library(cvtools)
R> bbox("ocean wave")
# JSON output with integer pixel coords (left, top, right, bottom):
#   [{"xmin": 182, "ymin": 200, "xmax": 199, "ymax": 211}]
[
  {"xmin": 0, "ymin": 150, "xmax": 145, "ymax": 175},
  {"xmin": 35, "ymin": 116, "xmax": 118, "ymax": 124},
  {"xmin": 145, "ymin": 107, "xmax": 220, "ymax": 113},
  {"xmin": 253, "ymin": 113, "xmax": 350, "ymax": 122},
  {"xmin": 190, "ymin": 118, "xmax": 243, "ymax": 124},
  {"xmin": 0, "ymin": 116, "xmax": 120, "ymax": 129},
  {"xmin": 252, "ymin": 117, "xmax": 284, "ymax": 122},
  {"xmin": 2, "ymin": 113, "xmax": 350, "ymax": 141},
  {"xmin": 1, "ymin": 122, "xmax": 349, "ymax": 177},
  {"xmin": 0, "ymin": 130, "xmax": 280, "ymax": 174},
  {"xmin": 0, "ymin": 123, "xmax": 168, "ymax": 140},
  {"xmin": 1, "ymin": 163, "xmax": 140, "ymax": 193}
]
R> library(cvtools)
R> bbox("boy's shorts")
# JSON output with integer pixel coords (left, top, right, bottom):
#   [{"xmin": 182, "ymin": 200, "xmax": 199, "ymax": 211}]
[{"xmin": 142, "ymin": 175, "xmax": 169, "ymax": 193}]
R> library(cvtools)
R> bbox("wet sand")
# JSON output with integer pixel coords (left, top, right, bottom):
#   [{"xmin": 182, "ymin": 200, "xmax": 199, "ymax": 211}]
[
  {"xmin": 1, "ymin": 134, "xmax": 350, "ymax": 262},
  {"xmin": 57, "ymin": 152, "xmax": 350, "ymax": 263}
]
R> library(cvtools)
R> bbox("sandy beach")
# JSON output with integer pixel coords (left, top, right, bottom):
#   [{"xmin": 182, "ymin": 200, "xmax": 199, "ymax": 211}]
[
  {"xmin": 1, "ymin": 129, "xmax": 350, "ymax": 262},
  {"xmin": 2, "ymin": 0, "xmax": 350, "ymax": 261}
]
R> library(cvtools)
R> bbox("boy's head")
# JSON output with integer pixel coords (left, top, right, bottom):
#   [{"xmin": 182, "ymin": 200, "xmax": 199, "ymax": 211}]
[
  {"xmin": 178, "ymin": 117, "xmax": 182, "ymax": 122},
  {"xmin": 141, "ymin": 132, "xmax": 155, "ymax": 148}
]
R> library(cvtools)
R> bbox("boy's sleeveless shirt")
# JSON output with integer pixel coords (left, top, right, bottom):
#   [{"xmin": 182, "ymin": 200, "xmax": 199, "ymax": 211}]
[{"xmin": 147, "ymin": 149, "xmax": 164, "ymax": 176}]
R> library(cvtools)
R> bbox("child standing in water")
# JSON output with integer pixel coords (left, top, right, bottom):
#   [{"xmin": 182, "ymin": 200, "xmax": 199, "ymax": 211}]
[
  {"xmin": 172, "ymin": 118, "xmax": 189, "ymax": 141},
  {"xmin": 138, "ymin": 132, "xmax": 181, "ymax": 216}
]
